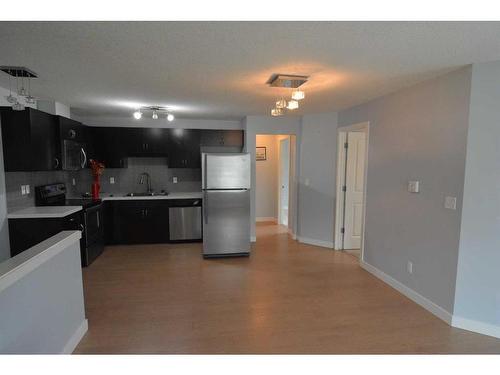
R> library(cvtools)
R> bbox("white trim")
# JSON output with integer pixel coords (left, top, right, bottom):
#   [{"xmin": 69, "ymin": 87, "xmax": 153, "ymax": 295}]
[
  {"xmin": 288, "ymin": 228, "xmax": 297, "ymax": 240},
  {"xmin": 360, "ymin": 260, "xmax": 453, "ymax": 324},
  {"xmin": 334, "ymin": 132, "xmax": 347, "ymax": 250},
  {"xmin": 251, "ymin": 236, "xmax": 256, "ymax": 242},
  {"xmin": 0, "ymin": 231, "xmax": 82, "ymax": 294},
  {"xmin": 334, "ymin": 122, "xmax": 370, "ymax": 261},
  {"xmin": 256, "ymin": 217, "xmax": 277, "ymax": 222},
  {"xmin": 298, "ymin": 236, "xmax": 334, "ymax": 249},
  {"xmin": 61, "ymin": 319, "xmax": 89, "ymax": 354},
  {"xmin": 452, "ymin": 316, "xmax": 500, "ymax": 339}
]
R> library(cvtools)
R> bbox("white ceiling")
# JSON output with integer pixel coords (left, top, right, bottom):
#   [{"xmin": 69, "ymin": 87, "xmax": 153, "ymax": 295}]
[{"xmin": 1, "ymin": 22, "xmax": 500, "ymax": 120}]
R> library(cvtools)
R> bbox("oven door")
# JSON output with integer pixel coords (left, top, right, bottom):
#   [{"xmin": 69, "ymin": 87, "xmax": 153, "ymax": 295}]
[{"xmin": 62, "ymin": 139, "xmax": 87, "ymax": 171}]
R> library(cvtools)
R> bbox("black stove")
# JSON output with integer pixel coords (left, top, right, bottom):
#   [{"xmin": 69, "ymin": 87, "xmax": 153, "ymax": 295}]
[
  {"xmin": 35, "ymin": 182, "xmax": 101, "ymax": 208},
  {"xmin": 35, "ymin": 182, "xmax": 104, "ymax": 267}
]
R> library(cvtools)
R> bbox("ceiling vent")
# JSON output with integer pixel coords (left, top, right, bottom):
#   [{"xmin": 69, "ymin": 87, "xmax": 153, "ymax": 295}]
[{"xmin": 267, "ymin": 74, "xmax": 308, "ymax": 88}]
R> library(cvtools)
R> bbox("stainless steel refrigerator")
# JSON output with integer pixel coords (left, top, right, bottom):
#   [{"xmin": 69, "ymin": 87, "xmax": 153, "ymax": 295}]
[{"xmin": 202, "ymin": 153, "xmax": 251, "ymax": 257}]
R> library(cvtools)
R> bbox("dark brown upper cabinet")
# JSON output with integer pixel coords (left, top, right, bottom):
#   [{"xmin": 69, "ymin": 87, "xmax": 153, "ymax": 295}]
[
  {"xmin": 0, "ymin": 107, "xmax": 60, "ymax": 172},
  {"xmin": 167, "ymin": 129, "xmax": 201, "ymax": 168}
]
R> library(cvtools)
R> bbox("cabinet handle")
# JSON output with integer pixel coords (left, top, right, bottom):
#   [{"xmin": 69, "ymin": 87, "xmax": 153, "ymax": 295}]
[
  {"xmin": 145, "ymin": 208, "xmax": 148, "ymax": 216},
  {"xmin": 54, "ymin": 157, "xmax": 60, "ymax": 169},
  {"xmin": 96, "ymin": 212, "xmax": 100, "ymax": 228}
]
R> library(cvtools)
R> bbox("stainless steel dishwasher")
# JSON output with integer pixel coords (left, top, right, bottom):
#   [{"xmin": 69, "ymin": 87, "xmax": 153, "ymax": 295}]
[{"xmin": 168, "ymin": 199, "xmax": 202, "ymax": 241}]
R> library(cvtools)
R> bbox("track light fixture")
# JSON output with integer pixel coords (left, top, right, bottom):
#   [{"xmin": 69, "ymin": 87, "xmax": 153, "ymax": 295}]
[{"xmin": 132, "ymin": 106, "xmax": 175, "ymax": 122}]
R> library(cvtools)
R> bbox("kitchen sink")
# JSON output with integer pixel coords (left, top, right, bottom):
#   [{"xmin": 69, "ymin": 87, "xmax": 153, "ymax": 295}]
[{"xmin": 125, "ymin": 192, "xmax": 168, "ymax": 197}]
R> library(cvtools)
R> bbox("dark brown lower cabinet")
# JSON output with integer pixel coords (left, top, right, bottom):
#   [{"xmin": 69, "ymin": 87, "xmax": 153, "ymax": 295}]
[{"xmin": 110, "ymin": 201, "xmax": 169, "ymax": 244}]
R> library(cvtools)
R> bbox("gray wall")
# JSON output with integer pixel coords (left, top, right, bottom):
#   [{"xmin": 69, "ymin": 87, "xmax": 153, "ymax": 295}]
[
  {"xmin": 255, "ymin": 135, "xmax": 279, "ymax": 220},
  {"xmin": 453, "ymin": 61, "xmax": 500, "ymax": 328},
  {"xmin": 338, "ymin": 67, "xmax": 472, "ymax": 314},
  {"xmin": 299, "ymin": 113, "xmax": 338, "ymax": 245}
]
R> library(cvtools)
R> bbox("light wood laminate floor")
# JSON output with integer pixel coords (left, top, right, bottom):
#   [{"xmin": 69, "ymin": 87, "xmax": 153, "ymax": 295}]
[{"xmin": 74, "ymin": 222, "xmax": 500, "ymax": 354}]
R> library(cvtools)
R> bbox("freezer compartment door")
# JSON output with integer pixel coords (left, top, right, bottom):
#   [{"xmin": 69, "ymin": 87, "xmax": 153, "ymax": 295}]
[
  {"xmin": 203, "ymin": 189, "xmax": 250, "ymax": 255},
  {"xmin": 202, "ymin": 153, "xmax": 251, "ymax": 189}
]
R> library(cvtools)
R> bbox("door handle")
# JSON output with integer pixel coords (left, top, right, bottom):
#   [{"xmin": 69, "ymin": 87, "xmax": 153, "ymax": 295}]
[
  {"xmin": 80, "ymin": 148, "xmax": 87, "ymax": 169},
  {"xmin": 203, "ymin": 191, "xmax": 208, "ymax": 224}
]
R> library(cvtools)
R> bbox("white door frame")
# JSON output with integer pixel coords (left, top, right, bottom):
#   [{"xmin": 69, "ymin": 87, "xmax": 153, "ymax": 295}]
[
  {"xmin": 334, "ymin": 122, "xmax": 370, "ymax": 261},
  {"xmin": 278, "ymin": 137, "xmax": 290, "ymax": 227}
]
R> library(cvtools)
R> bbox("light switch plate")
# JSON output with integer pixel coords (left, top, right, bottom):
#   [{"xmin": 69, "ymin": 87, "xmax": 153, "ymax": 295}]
[
  {"xmin": 444, "ymin": 196, "xmax": 457, "ymax": 210},
  {"xmin": 407, "ymin": 261, "xmax": 413, "ymax": 274},
  {"xmin": 408, "ymin": 181, "xmax": 420, "ymax": 193},
  {"xmin": 21, "ymin": 185, "xmax": 26, "ymax": 195},
  {"xmin": 173, "ymin": 177, "xmax": 178, "ymax": 184},
  {"xmin": 110, "ymin": 177, "xmax": 115, "ymax": 184},
  {"xmin": 305, "ymin": 178, "xmax": 310, "ymax": 187}
]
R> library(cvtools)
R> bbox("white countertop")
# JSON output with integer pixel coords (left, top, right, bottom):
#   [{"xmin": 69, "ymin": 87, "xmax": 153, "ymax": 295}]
[
  {"xmin": 7, "ymin": 206, "xmax": 83, "ymax": 219},
  {"xmin": 100, "ymin": 192, "xmax": 203, "ymax": 201}
]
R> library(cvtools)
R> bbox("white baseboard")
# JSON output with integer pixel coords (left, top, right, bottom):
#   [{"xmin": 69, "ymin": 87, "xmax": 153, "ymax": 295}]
[
  {"xmin": 256, "ymin": 217, "xmax": 277, "ymax": 222},
  {"xmin": 297, "ymin": 236, "xmax": 334, "ymax": 249},
  {"xmin": 360, "ymin": 260, "xmax": 452, "ymax": 324},
  {"xmin": 250, "ymin": 236, "xmax": 256, "ymax": 242},
  {"xmin": 288, "ymin": 229, "xmax": 297, "ymax": 240},
  {"xmin": 452, "ymin": 316, "xmax": 500, "ymax": 339},
  {"xmin": 61, "ymin": 319, "xmax": 88, "ymax": 354}
]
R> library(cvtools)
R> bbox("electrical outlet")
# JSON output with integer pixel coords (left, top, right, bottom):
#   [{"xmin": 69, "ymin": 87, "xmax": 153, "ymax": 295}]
[
  {"xmin": 21, "ymin": 185, "xmax": 26, "ymax": 195},
  {"xmin": 110, "ymin": 177, "xmax": 115, "ymax": 184},
  {"xmin": 407, "ymin": 261, "xmax": 413, "ymax": 274},
  {"xmin": 444, "ymin": 196, "xmax": 457, "ymax": 210},
  {"xmin": 173, "ymin": 177, "xmax": 178, "ymax": 184},
  {"xmin": 408, "ymin": 180, "xmax": 420, "ymax": 193},
  {"xmin": 25, "ymin": 185, "xmax": 30, "ymax": 194},
  {"xmin": 72, "ymin": 178, "xmax": 76, "ymax": 186}
]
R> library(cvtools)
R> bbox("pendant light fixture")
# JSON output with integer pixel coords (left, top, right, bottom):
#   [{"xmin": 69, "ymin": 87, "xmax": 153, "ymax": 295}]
[
  {"xmin": 291, "ymin": 89, "xmax": 305, "ymax": 101},
  {"xmin": 5, "ymin": 75, "xmax": 17, "ymax": 104},
  {"xmin": 275, "ymin": 98, "xmax": 287, "ymax": 109},
  {"xmin": 287, "ymin": 100, "xmax": 299, "ymax": 110},
  {"xmin": 152, "ymin": 110, "xmax": 158, "ymax": 120},
  {"xmin": 271, "ymin": 107, "xmax": 283, "ymax": 116},
  {"xmin": 132, "ymin": 106, "xmax": 175, "ymax": 122},
  {"xmin": 167, "ymin": 113, "xmax": 175, "ymax": 122}
]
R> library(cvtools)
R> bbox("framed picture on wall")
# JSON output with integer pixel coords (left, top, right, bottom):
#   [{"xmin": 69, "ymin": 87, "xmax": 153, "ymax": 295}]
[{"xmin": 256, "ymin": 147, "xmax": 267, "ymax": 161}]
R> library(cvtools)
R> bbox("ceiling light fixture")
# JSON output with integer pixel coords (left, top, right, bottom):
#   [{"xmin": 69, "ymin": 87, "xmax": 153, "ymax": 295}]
[
  {"xmin": 132, "ymin": 106, "xmax": 175, "ymax": 122},
  {"xmin": 0, "ymin": 66, "xmax": 38, "ymax": 110},
  {"xmin": 267, "ymin": 73, "xmax": 308, "ymax": 116},
  {"xmin": 287, "ymin": 100, "xmax": 299, "ymax": 110}
]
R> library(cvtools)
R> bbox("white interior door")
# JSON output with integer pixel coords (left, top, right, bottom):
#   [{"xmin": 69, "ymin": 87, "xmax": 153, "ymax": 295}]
[
  {"xmin": 343, "ymin": 132, "xmax": 366, "ymax": 249},
  {"xmin": 279, "ymin": 138, "xmax": 290, "ymax": 226}
]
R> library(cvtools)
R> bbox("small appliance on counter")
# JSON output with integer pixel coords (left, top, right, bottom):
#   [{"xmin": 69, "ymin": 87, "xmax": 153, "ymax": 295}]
[
  {"xmin": 35, "ymin": 183, "xmax": 104, "ymax": 266},
  {"xmin": 202, "ymin": 153, "xmax": 251, "ymax": 258}
]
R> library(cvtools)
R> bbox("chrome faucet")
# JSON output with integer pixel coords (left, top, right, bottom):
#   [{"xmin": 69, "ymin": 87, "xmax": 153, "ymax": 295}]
[{"xmin": 139, "ymin": 172, "xmax": 152, "ymax": 194}]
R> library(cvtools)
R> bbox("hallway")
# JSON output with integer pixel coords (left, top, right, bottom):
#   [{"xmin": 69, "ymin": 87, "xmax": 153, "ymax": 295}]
[{"xmin": 75, "ymin": 222, "xmax": 500, "ymax": 354}]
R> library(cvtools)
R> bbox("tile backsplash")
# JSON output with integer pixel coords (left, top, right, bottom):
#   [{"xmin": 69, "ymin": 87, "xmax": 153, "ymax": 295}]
[{"xmin": 5, "ymin": 157, "xmax": 201, "ymax": 210}]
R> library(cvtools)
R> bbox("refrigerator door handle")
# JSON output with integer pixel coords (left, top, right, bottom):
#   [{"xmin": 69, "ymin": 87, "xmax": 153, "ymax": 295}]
[
  {"xmin": 204, "ymin": 190, "xmax": 208, "ymax": 224},
  {"xmin": 203, "ymin": 153, "xmax": 207, "ymax": 189}
]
